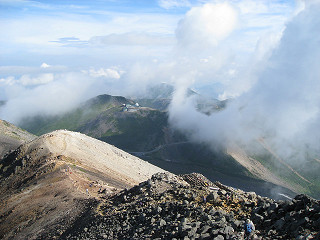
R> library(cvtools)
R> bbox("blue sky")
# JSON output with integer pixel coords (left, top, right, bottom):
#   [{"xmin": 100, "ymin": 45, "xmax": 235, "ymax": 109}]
[
  {"xmin": 0, "ymin": 0, "xmax": 298, "ymax": 67},
  {"xmin": 0, "ymin": 0, "xmax": 304, "ymax": 120},
  {"xmin": 3, "ymin": 0, "xmax": 320, "ymax": 164},
  {"xmin": 0, "ymin": 0, "xmax": 181, "ymax": 66}
]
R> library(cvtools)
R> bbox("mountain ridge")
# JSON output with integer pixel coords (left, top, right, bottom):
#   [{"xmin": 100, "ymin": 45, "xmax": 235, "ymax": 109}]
[
  {"xmin": 17, "ymin": 95, "xmax": 307, "ymax": 198},
  {"xmin": 0, "ymin": 129, "xmax": 165, "ymax": 239},
  {"xmin": 0, "ymin": 128, "xmax": 319, "ymax": 239}
]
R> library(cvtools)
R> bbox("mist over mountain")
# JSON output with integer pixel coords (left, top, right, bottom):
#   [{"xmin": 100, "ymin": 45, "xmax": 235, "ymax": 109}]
[
  {"xmin": 2, "ymin": 1, "xmax": 320, "ymax": 239},
  {"xmin": 1, "ymin": 1, "xmax": 320, "ymax": 199},
  {"xmin": 167, "ymin": 2, "xmax": 320, "ymax": 199},
  {"xmin": 132, "ymin": 83, "xmax": 224, "ymax": 114},
  {"xmin": 169, "ymin": 1, "xmax": 320, "ymax": 163},
  {"xmin": 2, "ymin": 2, "xmax": 318, "ymax": 173},
  {"xmin": 15, "ymin": 92, "xmax": 317, "ymax": 199}
]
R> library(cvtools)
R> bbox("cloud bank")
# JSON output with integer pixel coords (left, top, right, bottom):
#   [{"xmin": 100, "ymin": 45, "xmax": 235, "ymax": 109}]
[
  {"xmin": 90, "ymin": 32, "xmax": 174, "ymax": 46},
  {"xmin": 169, "ymin": 1, "xmax": 320, "ymax": 163},
  {"xmin": 176, "ymin": 3, "xmax": 237, "ymax": 49},
  {"xmin": 2, "ymin": 0, "xmax": 315, "ymax": 166},
  {"xmin": 158, "ymin": 0, "xmax": 191, "ymax": 9},
  {"xmin": 0, "ymin": 66, "xmax": 128, "ymax": 122}
]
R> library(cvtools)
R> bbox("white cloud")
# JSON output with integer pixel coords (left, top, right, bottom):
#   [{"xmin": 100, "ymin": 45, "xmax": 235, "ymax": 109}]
[
  {"xmin": 40, "ymin": 63, "xmax": 50, "ymax": 68},
  {"xmin": 0, "ymin": 8, "xmax": 180, "ymax": 67},
  {"xmin": 0, "ymin": 65, "xmax": 67, "ymax": 75},
  {"xmin": 1, "ymin": 0, "xmax": 308, "ymax": 159},
  {"xmin": 86, "ymin": 67, "xmax": 122, "ymax": 79},
  {"xmin": 176, "ymin": 3, "xmax": 237, "ymax": 49},
  {"xmin": 158, "ymin": 0, "xmax": 191, "ymax": 9},
  {"xmin": 19, "ymin": 73, "xmax": 54, "ymax": 86},
  {"xmin": 0, "ymin": 76, "xmax": 15, "ymax": 86},
  {"xmin": 168, "ymin": 1, "xmax": 320, "ymax": 163},
  {"xmin": 0, "ymin": 73, "xmax": 54, "ymax": 86},
  {"xmin": 90, "ymin": 32, "xmax": 174, "ymax": 46},
  {"xmin": 0, "ymin": 72, "xmax": 116, "ymax": 123}
]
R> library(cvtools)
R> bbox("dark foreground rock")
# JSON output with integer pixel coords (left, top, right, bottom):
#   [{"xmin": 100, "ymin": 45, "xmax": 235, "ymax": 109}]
[{"xmin": 61, "ymin": 172, "xmax": 320, "ymax": 240}]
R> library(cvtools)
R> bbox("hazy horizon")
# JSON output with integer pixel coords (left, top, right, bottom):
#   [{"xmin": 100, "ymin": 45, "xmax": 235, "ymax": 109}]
[{"xmin": 1, "ymin": 0, "xmax": 320, "ymax": 164}]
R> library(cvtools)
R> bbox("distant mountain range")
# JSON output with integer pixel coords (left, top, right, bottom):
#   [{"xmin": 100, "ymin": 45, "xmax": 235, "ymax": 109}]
[
  {"xmin": 133, "ymin": 83, "xmax": 227, "ymax": 113},
  {"xmin": 0, "ymin": 83, "xmax": 315, "ymax": 199},
  {"xmin": 20, "ymin": 94, "xmax": 173, "ymax": 152},
  {"xmin": 0, "ymin": 90, "xmax": 319, "ymax": 238},
  {"xmin": 17, "ymin": 89, "xmax": 304, "ymax": 199}
]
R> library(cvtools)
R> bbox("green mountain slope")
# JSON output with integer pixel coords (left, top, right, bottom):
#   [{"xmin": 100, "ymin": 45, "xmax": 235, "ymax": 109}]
[
  {"xmin": 21, "ymin": 95, "xmax": 135, "ymax": 135},
  {"xmin": 19, "ymin": 94, "xmax": 298, "ymax": 198},
  {"xmin": 0, "ymin": 120, "xmax": 36, "ymax": 158},
  {"xmin": 250, "ymin": 141, "xmax": 320, "ymax": 199},
  {"xmin": 80, "ymin": 108, "xmax": 169, "ymax": 151},
  {"xmin": 133, "ymin": 83, "xmax": 225, "ymax": 113}
]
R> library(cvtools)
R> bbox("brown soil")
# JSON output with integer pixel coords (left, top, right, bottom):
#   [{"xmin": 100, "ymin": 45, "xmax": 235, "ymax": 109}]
[{"xmin": 0, "ymin": 130, "xmax": 165, "ymax": 239}]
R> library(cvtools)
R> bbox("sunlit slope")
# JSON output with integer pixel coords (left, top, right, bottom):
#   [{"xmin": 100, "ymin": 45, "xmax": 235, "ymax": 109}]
[
  {"xmin": 0, "ymin": 130, "xmax": 165, "ymax": 187},
  {"xmin": 0, "ymin": 129, "xmax": 165, "ymax": 239}
]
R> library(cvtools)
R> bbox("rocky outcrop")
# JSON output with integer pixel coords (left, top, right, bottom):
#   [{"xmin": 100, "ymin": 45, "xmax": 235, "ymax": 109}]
[
  {"xmin": 62, "ymin": 172, "xmax": 320, "ymax": 240},
  {"xmin": 252, "ymin": 194, "xmax": 320, "ymax": 239}
]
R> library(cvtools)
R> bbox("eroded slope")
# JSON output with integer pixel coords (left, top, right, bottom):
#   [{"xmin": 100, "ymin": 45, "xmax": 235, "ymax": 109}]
[{"xmin": 0, "ymin": 130, "xmax": 165, "ymax": 239}]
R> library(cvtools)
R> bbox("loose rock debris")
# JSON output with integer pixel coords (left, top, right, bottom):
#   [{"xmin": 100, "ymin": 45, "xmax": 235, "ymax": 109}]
[{"xmin": 62, "ymin": 172, "xmax": 320, "ymax": 240}]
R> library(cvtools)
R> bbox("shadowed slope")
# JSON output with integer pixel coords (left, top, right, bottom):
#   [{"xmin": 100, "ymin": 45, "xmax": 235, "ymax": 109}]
[{"xmin": 0, "ymin": 120, "xmax": 36, "ymax": 158}]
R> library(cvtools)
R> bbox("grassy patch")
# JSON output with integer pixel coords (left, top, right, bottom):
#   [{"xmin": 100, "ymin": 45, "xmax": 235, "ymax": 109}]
[
  {"xmin": 253, "ymin": 152, "xmax": 320, "ymax": 198},
  {"xmin": 78, "ymin": 167, "xmax": 87, "ymax": 173},
  {"xmin": 19, "ymin": 95, "xmax": 128, "ymax": 135},
  {"xmin": 100, "ymin": 110, "xmax": 168, "ymax": 152}
]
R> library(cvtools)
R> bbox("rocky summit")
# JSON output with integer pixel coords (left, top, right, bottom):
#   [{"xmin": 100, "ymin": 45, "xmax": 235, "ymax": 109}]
[
  {"xmin": 0, "ymin": 128, "xmax": 319, "ymax": 239},
  {"xmin": 62, "ymin": 172, "xmax": 320, "ymax": 240}
]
